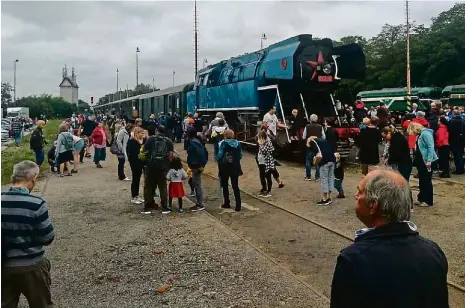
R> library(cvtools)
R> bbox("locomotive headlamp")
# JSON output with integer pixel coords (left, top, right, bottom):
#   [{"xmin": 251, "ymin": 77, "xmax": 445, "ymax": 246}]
[{"xmin": 323, "ymin": 63, "xmax": 332, "ymax": 75}]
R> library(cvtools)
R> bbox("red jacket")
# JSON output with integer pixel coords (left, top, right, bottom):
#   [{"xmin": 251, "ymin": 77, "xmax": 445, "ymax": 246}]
[
  {"xmin": 90, "ymin": 127, "xmax": 108, "ymax": 146},
  {"xmin": 435, "ymin": 124, "xmax": 449, "ymax": 147}
]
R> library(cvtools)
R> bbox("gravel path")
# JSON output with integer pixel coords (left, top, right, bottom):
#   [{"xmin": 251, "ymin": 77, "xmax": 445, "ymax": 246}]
[
  {"xmin": 174, "ymin": 143, "xmax": 465, "ymax": 290},
  {"xmin": 13, "ymin": 152, "xmax": 329, "ymax": 308}
]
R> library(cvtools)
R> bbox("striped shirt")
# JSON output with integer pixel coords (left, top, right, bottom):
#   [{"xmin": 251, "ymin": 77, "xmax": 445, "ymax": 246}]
[{"xmin": 1, "ymin": 187, "xmax": 55, "ymax": 267}]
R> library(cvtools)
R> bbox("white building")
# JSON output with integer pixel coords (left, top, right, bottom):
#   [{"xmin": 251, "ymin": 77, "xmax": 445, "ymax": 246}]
[{"xmin": 59, "ymin": 65, "xmax": 79, "ymax": 105}]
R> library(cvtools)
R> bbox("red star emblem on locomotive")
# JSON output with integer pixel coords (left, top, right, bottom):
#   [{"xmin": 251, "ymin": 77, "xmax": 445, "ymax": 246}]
[{"xmin": 306, "ymin": 51, "xmax": 325, "ymax": 80}]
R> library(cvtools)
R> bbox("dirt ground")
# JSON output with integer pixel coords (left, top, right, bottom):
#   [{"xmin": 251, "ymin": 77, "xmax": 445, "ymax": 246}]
[
  {"xmin": 174, "ymin": 142, "xmax": 465, "ymax": 290},
  {"xmin": 4, "ymin": 153, "xmax": 329, "ymax": 308}
]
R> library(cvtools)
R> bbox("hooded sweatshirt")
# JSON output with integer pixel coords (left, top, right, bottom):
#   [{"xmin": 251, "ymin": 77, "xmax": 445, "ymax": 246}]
[
  {"xmin": 166, "ymin": 168, "xmax": 188, "ymax": 183},
  {"xmin": 216, "ymin": 139, "xmax": 243, "ymax": 176}
]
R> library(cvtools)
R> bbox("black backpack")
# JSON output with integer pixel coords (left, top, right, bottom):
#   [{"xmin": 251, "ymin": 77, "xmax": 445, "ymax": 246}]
[
  {"xmin": 149, "ymin": 136, "xmax": 169, "ymax": 169},
  {"xmin": 221, "ymin": 145, "xmax": 234, "ymax": 165}
]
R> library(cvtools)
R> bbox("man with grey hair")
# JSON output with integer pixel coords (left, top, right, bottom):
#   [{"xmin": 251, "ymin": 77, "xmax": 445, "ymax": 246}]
[
  {"xmin": 302, "ymin": 113, "xmax": 325, "ymax": 181},
  {"xmin": 330, "ymin": 169, "xmax": 448, "ymax": 308},
  {"xmin": 2, "ymin": 160, "xmax": 55, "ymax": 307}
]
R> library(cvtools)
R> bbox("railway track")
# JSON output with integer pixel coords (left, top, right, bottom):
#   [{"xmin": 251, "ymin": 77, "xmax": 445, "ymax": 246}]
[{"xmin": 181, "ymin": 161, "xmax": 465, "ymax": 305}]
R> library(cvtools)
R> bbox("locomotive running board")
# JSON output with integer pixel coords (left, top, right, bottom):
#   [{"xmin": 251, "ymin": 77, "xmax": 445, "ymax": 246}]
[{"xmin": 257, "ymin": 85, "xmax": 291, "ymax": 143}]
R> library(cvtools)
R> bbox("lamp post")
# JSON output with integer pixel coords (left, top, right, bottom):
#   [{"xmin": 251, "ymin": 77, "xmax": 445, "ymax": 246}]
[
  {"xmin": 116, "ymin": 68, "xmax": 119, "ymax": 100},
  {"xmin": 261, "ymin": 33, "xmax": 267, "ymax": 49},
  {"xmin": 172, "ymin": 71, "xmax": 175, "ymax": 87},
  {"xmin": 203, "ymin": 58, "xmax": 208, "ymax": 68},
  {"xmin": 136, "ymin": 47, "xmax": 140, "ymax": 88},
  {"xmin": 13, "ymin": 59, "xmax": 19, "ymax": 104}
]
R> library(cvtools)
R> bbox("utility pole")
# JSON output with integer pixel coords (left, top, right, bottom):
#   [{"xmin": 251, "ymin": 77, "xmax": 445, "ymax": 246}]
[
  {"xmin": 136, "ymin": 47, "xmax": 140, "ymax": 89},
  {"xmin": 173, "ymin": 71, "xmax": 175, "ymax": 87},
  {"xmin": 116, "ymin": 68, "xmax": 119, "ymax": 100},
  {"xmin": 13, "ymin": 59, "xmax": 19, "ymax": 104},
  {"xmin": 261, "ymin": 33, "xmax": 267, "ymax": 49},
  {"xmin": 120, "ymin": 88, "xmax": 122, "ymax": 100},
  {"xmin": 126, "ymin": 84, "xmax": 129, "ymax": 98},
  {"xmin": 153, "ymin": 78, "xmax": 155, "ymax": 92},
  {"xmin": 194, "ymin": 0, "xmax": 198, "ymax": 77},
  {"xmin": 405, "ymin": 0, "xmax": 411, "ymax": 112}
]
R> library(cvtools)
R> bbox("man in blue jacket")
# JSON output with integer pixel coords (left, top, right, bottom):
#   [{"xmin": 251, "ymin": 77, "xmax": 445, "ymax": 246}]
[
  {"xmin": 185, "ymin": 126, "xmax": 208, "ymax": 212},
  {"xmin": 331, "ymin": 169, "xmax": 448, "ymax": 308}
]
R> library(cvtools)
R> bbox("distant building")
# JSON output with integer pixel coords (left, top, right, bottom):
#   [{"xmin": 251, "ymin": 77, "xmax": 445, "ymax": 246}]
[{"xmin": 59, "ymin": 65, "xmax": 79, "ymax": 105}]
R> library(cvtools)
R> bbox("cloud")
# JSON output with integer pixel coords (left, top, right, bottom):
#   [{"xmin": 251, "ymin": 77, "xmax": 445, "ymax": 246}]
[{"xmin": 1, "ymin": 1, "xmax": 455, "ymax": 104}]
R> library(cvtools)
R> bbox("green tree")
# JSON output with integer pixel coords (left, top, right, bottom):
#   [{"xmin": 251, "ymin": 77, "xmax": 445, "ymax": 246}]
[
  {"xmin": 1, "ymin": 82, "xmax": 13, "ymax": 108},
  {"xmin": 96, "ymin": 82, "xmax": 159, "ymax": 106},
  {"xmin": 15, "ymin": 94, "xmax": 78, "ymax": 119}
]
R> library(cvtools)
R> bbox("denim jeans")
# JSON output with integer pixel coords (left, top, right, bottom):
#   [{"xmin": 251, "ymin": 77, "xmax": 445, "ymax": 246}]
[
  {"xmin": 192, "ymin": 168, "xmax": 204, "ymax": 206},
  {"xmin": 305, "ymin": 149, "xmax": 320, "ymax": 179},
  {"xmin": 34, "ymin": 148, "xmax": 45, "ymax": 166},
  {"xmin": 320, "ymin": 162, "xmax": 335, "ymax": 194},
  {"xmin": 334, "ymin": 179, "xmax": 344, "ymax": 194}
]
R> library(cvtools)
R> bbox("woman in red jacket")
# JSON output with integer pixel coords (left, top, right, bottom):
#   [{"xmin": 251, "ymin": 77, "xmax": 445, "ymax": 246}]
[
  {"xmin": 436, "ymin": 117, "xmax": 450, "ymax": 178},
  {"xmin": 90, "ymin": 121, "xmax": 109, "ymax": 168}
]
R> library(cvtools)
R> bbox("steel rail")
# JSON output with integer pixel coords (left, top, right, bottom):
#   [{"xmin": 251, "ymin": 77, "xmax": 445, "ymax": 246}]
[{"xmin": 194, "ymin": 165, "xmax": 465, "ymax": 294}]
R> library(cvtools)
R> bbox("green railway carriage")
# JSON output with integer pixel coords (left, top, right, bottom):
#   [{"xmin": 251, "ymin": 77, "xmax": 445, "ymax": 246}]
[
  {"xmin": 94, "ymin": 83, "xmax": 194, "ymax": 119},
  {"xmin": 357, "ymin": 87, "xmax": 442, "ymax": 111},
  {"xmin": 441, "ymin": 85, "xmax": 465, "ymax": 107}
]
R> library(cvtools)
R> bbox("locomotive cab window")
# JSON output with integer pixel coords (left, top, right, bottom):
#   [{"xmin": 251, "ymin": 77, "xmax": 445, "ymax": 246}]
[{"xmin": 203, "ymin": 74, "xmax": 210, "ymax": 86}]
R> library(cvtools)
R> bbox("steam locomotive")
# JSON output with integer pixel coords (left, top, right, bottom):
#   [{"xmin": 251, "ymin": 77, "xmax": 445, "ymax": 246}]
[
  {"xmin": 187, "ymin": 34, "xmax": 365, "ymax": 148},
  {"xmin": 95, "ymin": 34, "xmax": 365, "ymax": 153}
]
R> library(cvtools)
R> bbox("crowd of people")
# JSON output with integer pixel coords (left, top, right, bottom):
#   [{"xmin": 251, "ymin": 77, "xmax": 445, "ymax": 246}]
[{"xmin": 4, "ymin": 100, "xmax": 464, "ymax": 308}]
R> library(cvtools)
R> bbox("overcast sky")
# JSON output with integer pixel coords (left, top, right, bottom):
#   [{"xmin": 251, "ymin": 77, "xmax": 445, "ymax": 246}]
[{"xmin": 1, "ymin": 1, "xmax": 455, "ymax": 103}]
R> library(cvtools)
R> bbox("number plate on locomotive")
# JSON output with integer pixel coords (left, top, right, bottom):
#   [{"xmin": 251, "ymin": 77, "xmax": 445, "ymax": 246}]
[{"xmin": 318, "ymin": 76, "xmax": 333, "ymax": 82}]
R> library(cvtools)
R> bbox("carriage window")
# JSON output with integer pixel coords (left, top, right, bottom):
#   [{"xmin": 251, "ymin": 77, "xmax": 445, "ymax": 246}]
[{"xmin": 176, "ymin": 96, "xmax": 180, "ymax": 109}]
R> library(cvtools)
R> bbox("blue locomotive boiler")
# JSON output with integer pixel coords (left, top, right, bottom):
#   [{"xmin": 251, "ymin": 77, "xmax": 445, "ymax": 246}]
[{"xmin": 187, "ymin": 34, "xmax": 365, "ymax": 147}]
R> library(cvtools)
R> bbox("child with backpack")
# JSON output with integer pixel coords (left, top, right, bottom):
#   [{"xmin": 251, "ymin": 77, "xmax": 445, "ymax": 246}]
[{"xmin": 166, "ymin": 157, "xmax": 188, "ymax": 213}]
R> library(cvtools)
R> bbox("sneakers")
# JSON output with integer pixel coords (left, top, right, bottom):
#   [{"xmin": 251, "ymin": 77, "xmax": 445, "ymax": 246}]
[
  {"xmin": 131, "ymin": 197, "xmax": 142, "ymax": 205},
  {"xmin": 190, "ymin": 204, "xmax": 205, "ymax": 212},
  {"xmin": 122, "ymin": 177, "xmax": 131, "ymax": 181},
  {"xmin": 136, "ymin": 196, "xmax": 145, "ymax": 203},
  {"xmin": 178, "ymin": 208, "xmax": 184, "ymax": 213},
  {"xmin": 221, "ymin": 204, "xmax": 231, "ymax": 209},
  {"xmin": 71, "ymin": 169, "xmax": 78, "ymax": 174},
  {"xmin": 278, "ymin": 183, "xmax": 284, "ymax": 188},
  {"xmin": 316, "ymin": 199, "xmax": 331, "ymax": 206},
  {"xmin": 337, "ymin": 193, "xmax": 345, "ymax": 199},
  {"xmin": 304, "ymin": 177, "xmax": 312, "ymax": 181},
  {"xmin": 162, "ymin": 207, "xmax": 172, "ymax": 214},
  {"xmin": 414, "ymin": 201, "xmax": 431, "ymax": 207},
  {"xmin": 140, "ymin": 209, "xmax": 152, "ymax": 215},
  {"xmin": 189, "ymin": 191, "xmax": 196, "ymax": 197},
  {"xmin": 259, "ymin": 192, "xmax": 271, "ymax": 198}
]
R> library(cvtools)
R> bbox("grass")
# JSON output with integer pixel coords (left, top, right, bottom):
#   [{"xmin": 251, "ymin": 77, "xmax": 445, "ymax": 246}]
[{"xmin": 1, "ymin": 119, "xmax": 63, "ymax": 185}]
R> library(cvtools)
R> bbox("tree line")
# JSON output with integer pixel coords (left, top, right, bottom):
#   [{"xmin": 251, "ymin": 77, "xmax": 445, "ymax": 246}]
[
  {"xmin": 1, "ymin": 83, "xmax": 90, "ymax": 119},
  {"xmin": 97, "ymin": 83, "xmax": 159, "ymax": 105},
  {"xmin": 334, "ymin": 2, "xmax": 465, "ymax": 100}
]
